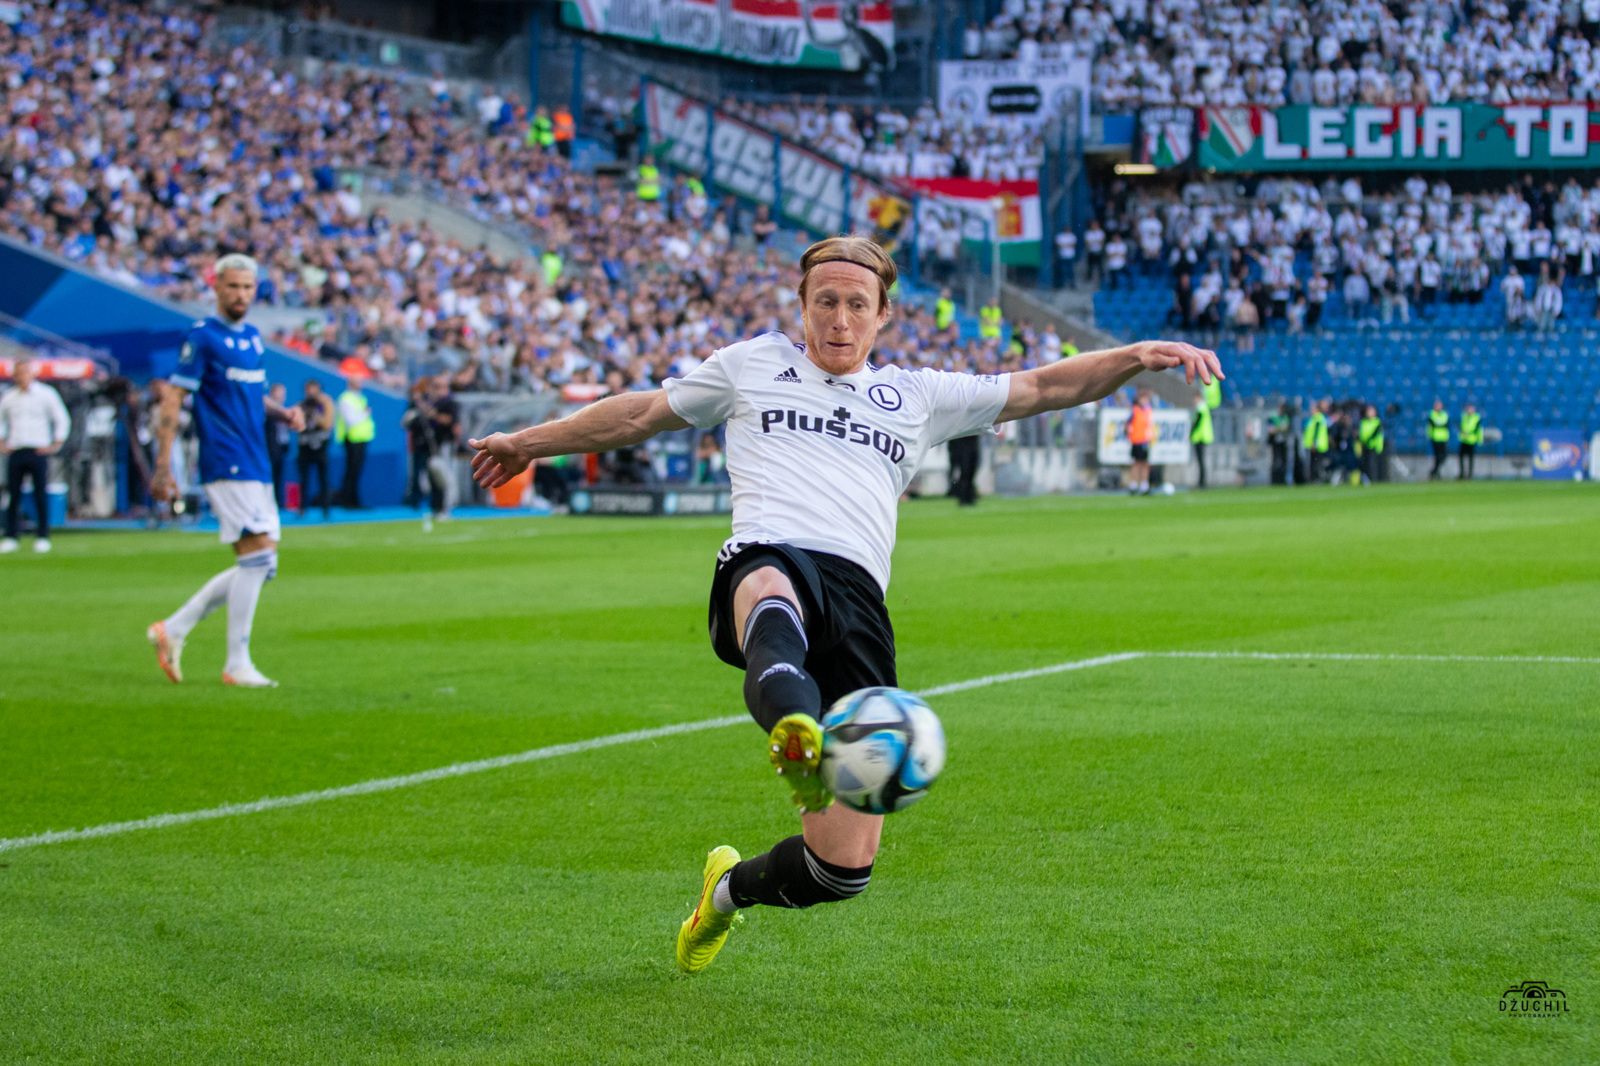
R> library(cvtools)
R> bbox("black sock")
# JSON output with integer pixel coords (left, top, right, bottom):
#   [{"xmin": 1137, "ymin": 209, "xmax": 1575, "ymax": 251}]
[
  {"xmin": 740, "ymin": 596, "xmax": 821, "ymax": 733},
  {"xmin": 727, "ymin": 834, "xmax": 873, "ymax": 909}
]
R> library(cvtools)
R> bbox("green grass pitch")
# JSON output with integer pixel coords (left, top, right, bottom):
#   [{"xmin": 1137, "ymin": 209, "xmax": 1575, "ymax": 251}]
[{"xmin": 2, "ymin": 482, "xmax": 1597, "ymax": 1064}]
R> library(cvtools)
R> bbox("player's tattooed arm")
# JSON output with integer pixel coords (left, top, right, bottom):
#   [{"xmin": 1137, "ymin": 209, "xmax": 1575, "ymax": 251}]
[
  {"xmin": 150, "ymin": 380, "xmax": 188, "ymax": 502},
  {"xmin": 467, "ymin": 389, "xmax": 690, "ymax": 489},
  {"xmin": 997, "ymin": 340, "xmax": 1223, "ymax": 422}
]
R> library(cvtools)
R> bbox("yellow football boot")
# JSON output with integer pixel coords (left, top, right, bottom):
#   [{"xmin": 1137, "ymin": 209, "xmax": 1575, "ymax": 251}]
[
  {"xmin": 676, "ymin": 845, "xmax": 743, "ymax": 973},
  {"xmin": 768, "ymin": 713, "xmax": 833, "ymax": 812}
]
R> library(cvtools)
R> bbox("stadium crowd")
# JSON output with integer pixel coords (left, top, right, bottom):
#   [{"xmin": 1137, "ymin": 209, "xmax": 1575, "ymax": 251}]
[
  {"xmin": 1080, "ymin": 172, "xmax": 1600, "ymax": 332},
  {"xmin": 0, "ymin": 0, "xmax": 1049, "ymax": 409},
  {"xmin": 970, "ymin": 0, "xmax": 1600, "ymax": 109}
]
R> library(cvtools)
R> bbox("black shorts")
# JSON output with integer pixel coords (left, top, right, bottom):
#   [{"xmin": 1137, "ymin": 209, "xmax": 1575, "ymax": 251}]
[
  {"xmin": 708, "ymin": 542, "xmax": 896, "ymax": 710},
  {"xmin": 1130, "ymin": 442, "xmax": 1150, "ymax": 462}
]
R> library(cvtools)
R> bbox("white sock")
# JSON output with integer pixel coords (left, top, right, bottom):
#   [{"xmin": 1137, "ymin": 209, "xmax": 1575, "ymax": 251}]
[
  {"xmin": 711, "ymin": 872, "xmax": 737, "ymax": 914},
  {"xmin": 225, "ymin": 548, "xmax": 276, "ymax": 673},
  {"xmin": 165, "ymin": 566, "xmax": 237, "ymax": 642}
]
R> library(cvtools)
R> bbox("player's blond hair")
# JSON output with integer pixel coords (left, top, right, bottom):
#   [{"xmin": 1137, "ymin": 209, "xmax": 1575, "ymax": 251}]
[
  {"xmin": 798, "ymin": 236, "xmax": 896, "ymax": 312},
  {"xmin": 214, "ymin": 253, "xmax": 260, "ymax": 278}
]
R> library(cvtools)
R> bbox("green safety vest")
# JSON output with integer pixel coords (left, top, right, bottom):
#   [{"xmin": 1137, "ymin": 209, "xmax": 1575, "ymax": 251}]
[
  {"xmin": 978, "ymin": 305, "xmax": 1002, "ymax": 339},
  {"xmin": 1427, "ymin": 409, "xmax": 1450, "ymax": 442},
  {"xmin": 1062, "ymin": 340, "xmax": 1079, "ymax": 357},
  {"xmin": 336, "ymin": 391, "xmax": 375, "ymax": 444},
  {"xmin": 1358, "ymin": 416, "xmax": 1384, "ymax": 454},
  {"xmin": 528, "ymin": 115, "xmax": 554, "ymax": 148},
  {"xmin": 685, "ymin": 176, "xmax": 705, "ymax": 197},
  {"xmin": 935, "ymin": 297, "xmax": 955, "ymax": 330},
  {"xmin": 1191, "ymin": 403, "xmax": 1214, "ymax": 444},
  {"xmin": 637, "ymin": 164, "xmax": 660, "ymax": 201},
  {"xmin": 1460, "ymin": 411, "xmax": 1483, "ymax": 446},
  {"xmin": 541, "ymin": 251, "xmax": 562, "ymax": 285},
  {"xmin": 1202, "ymin": 378, "xmax": 1222, "ymax": 409},
  {"xmin": 1303, "ymin": 412, "xmax": 1329, "ymax": 453}
]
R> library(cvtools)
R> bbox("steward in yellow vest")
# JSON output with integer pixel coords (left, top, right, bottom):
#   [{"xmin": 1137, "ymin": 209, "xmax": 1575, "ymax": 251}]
[
  {"xmin": 978, "ymin": 300, "xmax": 1002, "ymax": 339},
  {"xmin": 1426, "ymin": 400, "xmax": 1450, "ymax": 479},
  {"xmin": 636, "ymin": 155, "xmax": 661, "ymax": 201},
  {"xmin": 1458, "ymin": 403, "xmax": 1483, "ymax": 480}
]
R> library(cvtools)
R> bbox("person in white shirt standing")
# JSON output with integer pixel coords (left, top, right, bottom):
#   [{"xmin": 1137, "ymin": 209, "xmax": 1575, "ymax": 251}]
[
  {"xmin": 0, "ymin": 357, "xmax": 71, "ymax": 553},
  {"xmin": 468, "ymin": 237, "xmax": 1222, "ymax": 974}
]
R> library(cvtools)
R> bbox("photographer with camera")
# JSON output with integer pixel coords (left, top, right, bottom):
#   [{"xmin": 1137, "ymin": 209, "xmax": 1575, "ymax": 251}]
[
  {"xmin": 403, "ymin": 376, "xmax": 461, "ymax": 525},
  {"xmin": 296, "ymin": 379, "xmax": 335, "ymax": 520}
]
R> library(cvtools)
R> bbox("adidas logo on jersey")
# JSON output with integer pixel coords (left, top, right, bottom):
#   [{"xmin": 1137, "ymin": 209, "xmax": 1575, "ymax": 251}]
[{"xmin": 773, "ymin": 367, "xmax": 802, "ymax": 383}]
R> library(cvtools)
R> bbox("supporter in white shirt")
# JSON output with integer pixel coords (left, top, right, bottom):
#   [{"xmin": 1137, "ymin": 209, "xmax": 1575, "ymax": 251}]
[
  {"xmin": 474, "ymin": 92, "xmax": 504, "ymax": 129},
  {"xmin": 1343, "ymin": 270, "xmax": 1372, "ymax": 322},
  {"xmin": 1305, "ymin": 271, "xmax": 1329, "ymax": 328},
  {"xmin": 1055, "ymin": 229, "xmax": 1077, "ymax": 264},
  {"xmin": 1499, "ymin": 266, "xmax": 1527, "ymax": 325},
  {"xmin": 1396, "ymin": 248, "xmax": 1421, "ymax": 295},
  {"xmin": 1582, "ymin": 225, "xmax": 1600, "ymax": 278},
  {"xmin": 1530, "ymin": 223, "xmax": 1554, "ymax": 261},
  {"xmin": 1534, "ymin": 271, "xmax": 1564, "ymax": 331},
  {"xmin": 1105, "ymin": 235, "xmax": 1130, "ymax": 287},
  {"xmin": 1040, "ymin": 326, "xmax": 1063, "ymax": 362},
  {"xmin": 1418, "ymin": 252, "xmax": 1444, "ymax": 302}
]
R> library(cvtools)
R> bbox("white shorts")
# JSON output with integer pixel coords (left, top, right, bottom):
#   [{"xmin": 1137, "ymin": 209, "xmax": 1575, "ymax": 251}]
[{"xmin": 204, "ymin": 480, "xmax": 281, "ymax": 544}]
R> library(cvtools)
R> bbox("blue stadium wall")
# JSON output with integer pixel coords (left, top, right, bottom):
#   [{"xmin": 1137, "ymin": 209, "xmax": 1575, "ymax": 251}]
[{"xmin": 0, "ymin": 235, "xmax": 408, "ymax": 505}]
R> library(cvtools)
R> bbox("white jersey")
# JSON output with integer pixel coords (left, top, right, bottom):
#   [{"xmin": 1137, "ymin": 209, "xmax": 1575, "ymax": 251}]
[{"xmin": 663, "ymin": 331, "xmax": 1010, "ymax": 592}]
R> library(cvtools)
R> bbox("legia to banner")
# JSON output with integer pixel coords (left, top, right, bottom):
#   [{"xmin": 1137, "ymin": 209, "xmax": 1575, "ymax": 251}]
[{"xmin": 1194, "ymin": 103, "xmax": 1600, "ymax": 172}]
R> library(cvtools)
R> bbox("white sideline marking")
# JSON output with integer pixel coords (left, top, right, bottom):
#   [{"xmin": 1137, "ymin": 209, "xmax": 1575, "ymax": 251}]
[
  {"xmin": 4, "ymin": 650, "xmax": 1597, "ymax": 854},
  {"xmin": 0, "ymin": 715, "xmax": 746, "ymax": 854},
  {"xmin": 916, "ymin": 652, "xmax": 1148, "ymax": 696},
  {"xmin": 1153, "ymin": 651, "xmax": 1600, "ymax": 665}
]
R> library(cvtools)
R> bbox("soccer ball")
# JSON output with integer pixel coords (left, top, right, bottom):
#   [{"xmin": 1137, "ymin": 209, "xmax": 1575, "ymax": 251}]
[{"xmin": 819, "ymin": 687, "xmax": 946, "ymax": 814}]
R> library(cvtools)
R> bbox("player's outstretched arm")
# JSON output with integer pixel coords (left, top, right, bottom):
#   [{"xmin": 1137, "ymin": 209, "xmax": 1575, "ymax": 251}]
[
  {"xmin": 468, "ymin": 389, "xmax": 689, "ymax": 489},
  {"xmin": 997, "ymin": 340, "xmax": 1223, "ymax": 423}
]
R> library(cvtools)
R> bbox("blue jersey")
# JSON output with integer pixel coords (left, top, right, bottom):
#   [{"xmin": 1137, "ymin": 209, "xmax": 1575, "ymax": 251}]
[{"xmin": 170, "ymin": 317, "xmax": 271, "ymax": 485}]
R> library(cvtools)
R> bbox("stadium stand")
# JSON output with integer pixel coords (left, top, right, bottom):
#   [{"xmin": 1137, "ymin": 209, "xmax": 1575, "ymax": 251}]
[
  {"xmin": 2, "ymin": 0, "xmax": 1592, "ymax": 474},
  {"xmin": 1085, "ymin": 175, "xmax": 1600, "ymax": 451},
  {"xmin": 973, "ymin": 0, "xmax": 1599, "ymax": 110}
]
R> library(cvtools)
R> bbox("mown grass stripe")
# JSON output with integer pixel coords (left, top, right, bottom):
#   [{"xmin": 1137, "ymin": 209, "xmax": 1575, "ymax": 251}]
[{"xmin": 4, "ymin": 650, "xmax": 1596, "ymax": 854}]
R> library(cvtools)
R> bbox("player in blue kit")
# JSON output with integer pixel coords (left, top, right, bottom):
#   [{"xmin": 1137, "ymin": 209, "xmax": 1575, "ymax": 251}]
[{"xmin": 147, "ymin": 255, "xmax": 304, "ymax": 688}]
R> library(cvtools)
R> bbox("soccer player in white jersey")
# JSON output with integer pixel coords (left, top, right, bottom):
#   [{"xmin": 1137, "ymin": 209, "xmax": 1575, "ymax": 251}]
[
  {"xmin": 468, "ymin": 237, "xmax": 1222, "ymax": 972},
  {"xmin": 146, "ymin": 255, "xmax": 305, "ymax": 688}
]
